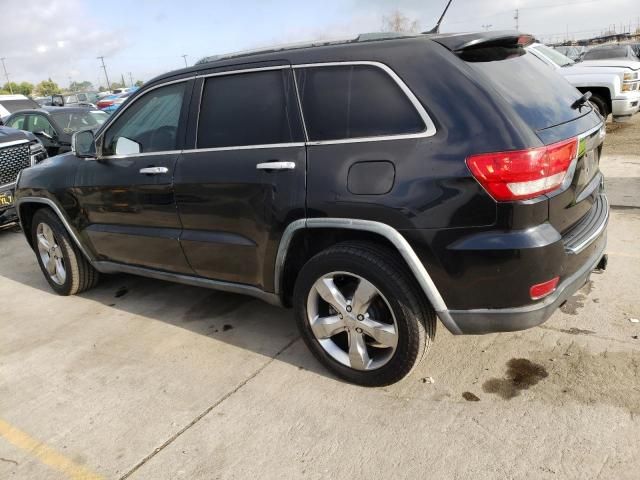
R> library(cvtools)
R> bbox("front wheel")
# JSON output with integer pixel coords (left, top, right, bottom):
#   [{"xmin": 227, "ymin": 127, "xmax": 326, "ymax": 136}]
[
  {"xmin": 31, "ymin": 208, "xmax": 99, "ymax": 295},
  {"xmin": 293, "ymin": 242, "xmax": 436, "ymax": 386}
]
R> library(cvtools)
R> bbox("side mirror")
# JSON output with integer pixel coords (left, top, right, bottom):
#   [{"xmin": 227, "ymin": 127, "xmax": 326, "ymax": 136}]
[
  {"xmin": 115, "ymin": 136, "xmax": 141, "ymax": 155},
  {"xmin": 51, "ymin": 94, "xmax": 65, "ymax": 107},
  {"xmin": 72, "ymin": 130, "xmax": 96, "ymax": 158}
]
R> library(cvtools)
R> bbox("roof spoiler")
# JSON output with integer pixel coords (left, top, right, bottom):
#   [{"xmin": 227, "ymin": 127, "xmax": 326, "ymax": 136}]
[{"xmin": 430, "ymin": 31, "xmax": 535, "ymax": 53}]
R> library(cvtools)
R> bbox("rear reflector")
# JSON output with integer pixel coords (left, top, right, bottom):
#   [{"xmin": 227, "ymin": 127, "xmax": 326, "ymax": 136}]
[
  {"xmin": 530, "ymin": 277, "xmax": 559, "ymax": 300},
  {"xmin": 466, "ymin": 137, "xmax": 578, "ymax": 201}
]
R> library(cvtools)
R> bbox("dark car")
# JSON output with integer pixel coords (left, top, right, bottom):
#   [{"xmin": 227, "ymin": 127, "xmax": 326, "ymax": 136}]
[
  {"xmin": 583, "ymin": 44, "xmax": 640, "ymax": 61},
  {"xmin": 0, "ymin": 126, "xmax": 47, "ymax": 227},
  {"xmin": 14, "ymin": 31, "xmax": 608, "ymax": 386},
  {"xmin": 5, "ymin": 107, "xmax": 109, "ymax": 157}
]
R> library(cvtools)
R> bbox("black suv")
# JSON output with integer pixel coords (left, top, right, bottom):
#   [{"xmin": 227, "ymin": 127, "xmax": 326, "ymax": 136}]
[
  {"xmin": 0, "ymin": 126, "xmax": 47, "ymax": 227},
  {"xmin": 15, "ymin": 32, "xmax": 608, "ymax": 386}
]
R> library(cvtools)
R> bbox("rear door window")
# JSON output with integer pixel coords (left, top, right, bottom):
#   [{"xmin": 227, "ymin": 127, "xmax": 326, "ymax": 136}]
[
  {"xmin": 197, "ymin": 68, "xmax": 304, "ymax": 149},
  {"xmin": 294, "ymin": 64, "xmax": 425, "ymax": 142}
]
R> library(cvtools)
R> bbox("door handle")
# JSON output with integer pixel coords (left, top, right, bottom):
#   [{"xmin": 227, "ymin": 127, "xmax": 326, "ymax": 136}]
[
  {"xmin": 139, "ymin": 166, "xmax": 169, "ymax": 175},
  {"xmin": 256, "ymin": 161, "xmax": 296, "ymax": 171}
]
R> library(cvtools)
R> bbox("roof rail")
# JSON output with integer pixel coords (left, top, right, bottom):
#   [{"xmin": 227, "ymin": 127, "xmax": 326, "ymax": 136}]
[{"xmin": 195, "ymin": 32, "xmax": 415, "ymax": 66}]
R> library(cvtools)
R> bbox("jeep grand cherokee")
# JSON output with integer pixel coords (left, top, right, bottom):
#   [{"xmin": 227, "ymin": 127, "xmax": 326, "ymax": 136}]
[{"xmin": 14, "ymin": 31, "xmax": 608, "ymax": 386}]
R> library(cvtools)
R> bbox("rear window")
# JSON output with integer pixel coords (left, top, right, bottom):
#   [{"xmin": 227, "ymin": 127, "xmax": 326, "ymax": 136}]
[
  {"xmin": 0, "ymin": 99, "xmax": 39, "ymax": 113},
  {"xmin": 295, "ymin": 64, "xmax": 425, "ymax": 142},
  {"xmin": 466, "ymin": 48, "xmax": 585, "ymax": 131},
  {"xmin": 583, "ymin": 46, "xmax": 629, "ymax": 60}
]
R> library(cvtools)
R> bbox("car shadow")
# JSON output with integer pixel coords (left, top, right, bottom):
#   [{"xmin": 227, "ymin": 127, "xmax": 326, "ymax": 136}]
[{"xmin": 0, "ymin": 227, "xmax": 335, "ymax": 381}]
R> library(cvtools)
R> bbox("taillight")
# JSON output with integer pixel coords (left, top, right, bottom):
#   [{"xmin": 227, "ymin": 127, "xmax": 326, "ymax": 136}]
[
  {"xmin": 530, "ymin": 277, "xmax": 559, "ymax": 300},
  {"xmin": 466, "ymin": 137, "xmax": 578, "ymax": 201}
]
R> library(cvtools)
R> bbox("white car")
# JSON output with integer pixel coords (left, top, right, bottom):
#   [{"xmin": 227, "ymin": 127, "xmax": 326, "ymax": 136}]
[{"xmin": 528, "ymin": 43, "xmax": 640, "ymax": 122}]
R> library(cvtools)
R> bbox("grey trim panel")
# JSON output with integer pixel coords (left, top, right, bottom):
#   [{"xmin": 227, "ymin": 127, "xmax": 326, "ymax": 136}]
[
  {"xmin": 15, "ymin": 197, "xmax": 95, "ymax": 262},
  {"xmin": 274, "ymin": 217, "xmax": 460, "ymax": 333},
  {"xmin": 94, "ymin": 261, "xmax": 281, "ymax": 306}
]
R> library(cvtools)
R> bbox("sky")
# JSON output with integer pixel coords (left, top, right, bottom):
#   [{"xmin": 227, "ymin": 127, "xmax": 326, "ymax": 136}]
[{"xmin": 0, "ymin": 0, "xmax": 639, "ymax": 90}]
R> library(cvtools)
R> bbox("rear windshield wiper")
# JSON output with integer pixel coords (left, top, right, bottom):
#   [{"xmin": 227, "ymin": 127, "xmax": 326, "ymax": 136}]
[{"xmin": 571, "ymin": 91, "xmax": 592, "ymax": 110}]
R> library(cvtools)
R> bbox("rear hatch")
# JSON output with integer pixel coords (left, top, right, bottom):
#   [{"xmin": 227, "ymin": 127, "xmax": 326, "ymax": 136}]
[{"xmin": 433, "ymin": 32, "xmax": 604, "ymax": 233}]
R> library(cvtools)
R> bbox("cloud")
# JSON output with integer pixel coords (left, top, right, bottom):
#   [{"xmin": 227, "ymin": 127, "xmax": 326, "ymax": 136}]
[{"xmin": 0, "ymin": 0, "xmax": 128, "ymax": 86}]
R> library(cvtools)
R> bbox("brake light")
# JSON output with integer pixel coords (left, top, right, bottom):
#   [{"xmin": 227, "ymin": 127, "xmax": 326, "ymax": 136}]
[
  {"xmin": 530, "ymin": 277, "xmax": 559, "ymax": 300},
  {"xmin": 466, "ymin": 137, "xmax": 578, "ymax": 201}
]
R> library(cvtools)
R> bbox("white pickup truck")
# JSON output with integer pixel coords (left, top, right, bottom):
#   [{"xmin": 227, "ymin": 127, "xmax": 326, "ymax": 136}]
[{"xmin": 527, "ymin": 43, "xmax": 640, "ymax": 122}]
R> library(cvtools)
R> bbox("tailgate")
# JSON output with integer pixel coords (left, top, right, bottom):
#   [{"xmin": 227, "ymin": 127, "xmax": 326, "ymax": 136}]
[{"xmin": 543, "ymin": 122, "xmax": 606, "ymax": 233}]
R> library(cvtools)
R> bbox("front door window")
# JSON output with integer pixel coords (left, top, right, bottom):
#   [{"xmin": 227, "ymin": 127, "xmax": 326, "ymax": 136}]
[{"xmin": 102, "ymin": 82, "xmax": 186, "ymax": 156}]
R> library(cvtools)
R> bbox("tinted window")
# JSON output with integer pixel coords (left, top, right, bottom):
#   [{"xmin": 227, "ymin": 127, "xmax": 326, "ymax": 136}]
[
  {"xmin": 295, "ymin": 65, "xmax": 425, "ymax": 141},
  {"xmin": 7, "ymin": 115, "xmax": 26, "ymax": 130},
  {"xmin": 467, "ymin": 50, "xmax": 585, "ymax": 130},
  {"xmin": 583, "ymin": 46, "xmax": 633, "ymax": 60},
  {"xmin": 103, "ymin": 82, "xmax": 186, "ymax": 155},
  {"xmin": 197, "ymin": 69, "xmax": 303, "ymax": 148},
  {"xmin": 51, "ymin": 110, "xmax": 109, "ymax": 133},
  {"xmin": 26, "ymin": 115, "xmax": 56, "ymax": 137}
]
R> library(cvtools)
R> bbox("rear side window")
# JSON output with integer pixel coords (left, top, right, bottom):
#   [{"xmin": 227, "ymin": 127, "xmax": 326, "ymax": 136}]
[
  {"xmin": 294, "ymin": 64, "xmax": 425, "ymax": 142},
  {"xmin": 197, "ymin": 69, "xmax": 304, "ymax": 148}
]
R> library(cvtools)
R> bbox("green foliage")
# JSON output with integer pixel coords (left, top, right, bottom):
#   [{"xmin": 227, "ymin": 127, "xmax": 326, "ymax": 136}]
[
  {"xmin": 69, "ymin": 80, "xmax": 93, "ymax": 92},
  {"xmin": 34, "ymin": 78, "xmax": 61, "ymax": 97},
  {"xmin": 135, "ymin": 80, "xmax": 144, "ymax": 87},
  {"xmin": 1, "ymin": 81, "xmax": 34, "ymax": 96}
]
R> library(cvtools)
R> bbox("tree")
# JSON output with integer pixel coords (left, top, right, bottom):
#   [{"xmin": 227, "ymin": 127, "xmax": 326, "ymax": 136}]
[
  {"xmin": 381, "ymin": 10, "xmax": 420, "ymax": 34},
  {"xmin": 34, "ymin": 78, "xmax": 61, "ymax": 97},
  {"xmin": 135, "ymin": 80, "xmax": 144, "ymax": 87},
  {"xmin": 69, "ymin": 80, "xmax": 93, "ymax": 92},
  {"xmin": 2, "ymin": 81, "xmax": 33, "ymax": 96}
]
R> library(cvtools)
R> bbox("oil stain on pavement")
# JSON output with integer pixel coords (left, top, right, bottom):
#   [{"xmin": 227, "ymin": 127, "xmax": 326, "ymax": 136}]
[{"xmin": 482, "ymin": 358, "xmax": 549, "ymax": 400}]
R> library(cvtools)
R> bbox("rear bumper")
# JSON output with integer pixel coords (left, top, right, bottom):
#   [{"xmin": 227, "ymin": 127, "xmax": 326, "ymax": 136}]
[{"xmin": 445, "ymin": 234, "xmax": 606, "ymax": 334}]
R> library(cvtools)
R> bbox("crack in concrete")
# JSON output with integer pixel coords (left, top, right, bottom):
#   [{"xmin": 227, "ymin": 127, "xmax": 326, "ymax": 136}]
[{"xmin": 118, "ymin": 337, "xmax": 300, "ymax": 480}]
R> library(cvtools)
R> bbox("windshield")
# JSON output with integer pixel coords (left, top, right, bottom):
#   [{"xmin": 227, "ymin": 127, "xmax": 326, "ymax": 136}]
[
  {"xmin": 51, "ymin": 110, "xmax": 109, "ymax": 133},
  {"xmin": 583, "ymin": 46, "xmax": 631, "ymax": 60},
  {"xmin": 532, "ymin": 44, "xmax": 575, "ymax": 67}
]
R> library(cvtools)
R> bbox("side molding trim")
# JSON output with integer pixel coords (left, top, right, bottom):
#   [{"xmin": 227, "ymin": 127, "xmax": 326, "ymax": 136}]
[
  {"xmin": 15, "ymin": 197, "xmax": 95, "ymax": 262},
  {"xmin": 94, "ymin": 261, "xmax": 282, "ymax": 306},
  {"xmin": 274, "ymin": 218, "xmax": 462, "ymax": 334}
]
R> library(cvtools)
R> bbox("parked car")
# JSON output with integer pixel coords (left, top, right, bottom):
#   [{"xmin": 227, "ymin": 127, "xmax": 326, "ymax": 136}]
[
  {"xmin": 0, "ymin": 95, "xmax": 40, "ymax": 121},
  {"xmin": 4, "ymin": 107, "xmax": 109, "ymax": 156},
  {"xmin": 14, "ymin": 31, "xmax": 608, "ymax": 386},
  {"xmin": 553, "ymin": 45, "xmax": 587, "ymax": 61},
  {"xmin": 528, "ymin": 42, "xmax": 640, "ymax": 121},
  {"xmin": 582, "ymin": 44, "xmax": 640, "ymax": 61},
  {"xmin": 95, "ymin": 94, "xmax": 120, "ymax": 110},
  {"xmin": 101, "ymin": 91, "xmax": 133, "ymax": 114},
  {"xmin": 0, "ymin": 125, "xmax": 47, "ymax": 227}
]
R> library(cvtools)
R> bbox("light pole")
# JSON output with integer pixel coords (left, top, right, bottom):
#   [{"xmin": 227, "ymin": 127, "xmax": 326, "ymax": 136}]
[
  {"xmin": 97, "ymin": 56, "xmax": 111, "ymax": 91},
  {"xmin": 1, "ymin": 58, "xmax": 12, "ymax": 94},
  {"xmin": 181, "ymin": 54, "xmax": 188, "ymax": 68}
]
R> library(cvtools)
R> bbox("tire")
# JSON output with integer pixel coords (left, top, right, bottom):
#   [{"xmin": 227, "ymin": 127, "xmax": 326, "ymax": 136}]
[
  {"xmin": 589, "ymin": 94, "xmax": 608, "ymax": 119},
  {"xmin": 31, "ymin": 208, "xmax": 99, "ymax": 295},
  {"xmin": 293, "ymin": 241, "xmax": 436, "ymax": 386}
]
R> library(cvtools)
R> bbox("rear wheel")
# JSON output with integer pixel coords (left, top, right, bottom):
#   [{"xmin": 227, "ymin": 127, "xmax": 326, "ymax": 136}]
[
  {"xmin": 31, "ymin": 209, "xmax": 99, "ymax": 295},
  {"xmin": 293, "ymin": 242, "xmax": 436, "ymax": 386}
]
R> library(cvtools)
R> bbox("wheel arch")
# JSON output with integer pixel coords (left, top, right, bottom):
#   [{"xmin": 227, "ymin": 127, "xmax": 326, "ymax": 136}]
[
  {"xmin": 16, "ymin": 197, "xmax": 94, "ymax": 262},
  {"xmin": 577, "ymin": 87, "xmax": 612, "ymax": 116},
  {"xmin": 275, "ymin": 218, "xmax": 461, "ymax": 334}
]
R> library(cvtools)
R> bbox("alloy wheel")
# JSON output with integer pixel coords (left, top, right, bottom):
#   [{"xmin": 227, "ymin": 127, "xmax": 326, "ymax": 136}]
[
  {"xmin": 306, "ymin": 271, "xmax": 398, "ymax": 371},
  {"xmin": 36, "ymin": 222, "xmax": 67, "ymax": 285}
]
